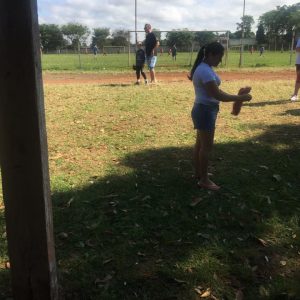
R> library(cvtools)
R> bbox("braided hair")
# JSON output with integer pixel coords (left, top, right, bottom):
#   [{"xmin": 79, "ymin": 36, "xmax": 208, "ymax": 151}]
[{"xmin": 188, "ymin": 41, "xmax": 224, "ymax": 80}]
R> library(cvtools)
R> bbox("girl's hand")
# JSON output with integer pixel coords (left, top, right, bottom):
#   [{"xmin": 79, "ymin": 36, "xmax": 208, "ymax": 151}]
[
  {"xmin": 240, "ymin": 94, "xmax": 252, "ymax": 101},
  {"xmin": 238, "ymin": 86, "xmax": 252, "ymax": 95}
]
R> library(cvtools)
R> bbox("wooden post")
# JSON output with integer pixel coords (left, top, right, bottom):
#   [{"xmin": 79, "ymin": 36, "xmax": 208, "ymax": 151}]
[{"xmin": 0, "ymin": 0, "xmax": 58, "ymax": 299}]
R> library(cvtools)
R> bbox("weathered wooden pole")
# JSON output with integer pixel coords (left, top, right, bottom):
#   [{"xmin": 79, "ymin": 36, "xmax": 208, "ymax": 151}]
[{"xmin": 0, "ymin": 0, "xmax": 58, "ymax": 299}]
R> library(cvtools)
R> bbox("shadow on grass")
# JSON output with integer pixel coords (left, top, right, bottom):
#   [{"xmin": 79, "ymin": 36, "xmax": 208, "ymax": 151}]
[
  {"xmin": 1, "ymin": 123, "xmax": 300, "ymax": 299},
  {"xmin": 244, "ymin": 99, "xmax": 290, "ymax": 107},
  {"xmin": 280, "ymin": 109, "xmax": 300, "ymax": 116},
  {"xmin": 101, "ymin": 84, "xmax": 133, "ymax": 87}
]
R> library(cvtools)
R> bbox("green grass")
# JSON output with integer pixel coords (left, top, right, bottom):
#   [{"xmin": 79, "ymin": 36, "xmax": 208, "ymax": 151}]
[
  {"xmin": 1, "ymin": 77, "xmax": 300, "ymax": 299},
  {"xmin": 41, "ymin": 50, "xmax": 297, "ymax": 72}
]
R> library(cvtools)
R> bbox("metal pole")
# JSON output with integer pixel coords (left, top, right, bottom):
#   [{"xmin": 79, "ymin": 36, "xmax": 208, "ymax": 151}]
[
  {"xmin": 225, "ymin": 31, "xmax": 229, "ymax": 67},
  {"xmin": 239, "ymin": 0, "xmax": 245, "ymax": 67},
  {"xmin": 135, "ymin": 0, "xmax": 137, "ymax": 46},
  {"xmin": 128, "ymin": 31, "xmax": 131, "ymax": 67},
  {"xmin": 290, "ymin": 27, "xmax": 295, "ymax": 65}
]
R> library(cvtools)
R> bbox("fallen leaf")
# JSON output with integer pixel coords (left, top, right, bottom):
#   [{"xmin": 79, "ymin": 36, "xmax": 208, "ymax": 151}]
[
  {"xmin": 280, "ymin": 260, "xmax": 287, "ymax": 266},
  {"xmin": 197, "ymin": 233, "xmax": 210, "ymax": 239},
  {"xmin": 190, "ymin": 197, "xmax": 202, "ymax": 207},
  {"xmin": 173, "ymin": 278, "xmax": 187, "ymax": 284},
  {"xmin": 235, "ymin": 289, "xmax": 244, "ymax": 300},
  {"xmin": 272, "ymin": 174, "xmax": 282, "ymax": 182},
  {"xmin": 57, "ymin": 232, "xmax": 68, "ymax": 239},
  {"xmin": 259, "ymin": 165, "xmax": 269, "ymax": 170},
  {"xmin": 66, "ymin": 197, "xmax": 74, "ymax": 207},
  {"xmin": 85, "ymin": 239, "xmax": 95, "ymax": 247},
  {"xmin": 95, "ymin": 274, "xmax": 113, "ymax": 284},
  {"xmin": 256, "ymin": 237, "xmax": 268, "ymax": 247},
  {"xmin": 200, "ymin": 288, "xmax": 211, "ymax": 297},
  {"xmin": 103, "ymin": 258, "xmax": 113, "ymax": 265}
]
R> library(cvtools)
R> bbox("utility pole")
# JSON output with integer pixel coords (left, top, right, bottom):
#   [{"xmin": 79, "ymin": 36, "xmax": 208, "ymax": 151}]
[
  {"xmin": 135, "ymin": 0, "xmax": 137, "ymax": 46},
  {"xmin": 239, "ymin": 0, "xmax": 246, "ymax": 67},
  {"xmin": 290, "ymin": 26, "xmax": 296, "ymax": 65}
]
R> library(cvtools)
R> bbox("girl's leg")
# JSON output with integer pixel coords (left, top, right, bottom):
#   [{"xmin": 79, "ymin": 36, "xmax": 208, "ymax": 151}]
[
  {"xmin": 193, "ymin": 130, "xmax": 201, "ymax": 179},
  {"xmin": 292, "ymin": 67, "xmax": 300, "ymax": 97},
  {"xmin": 196, "ymin": 129, "xmax": 220, "ymax": 189}
]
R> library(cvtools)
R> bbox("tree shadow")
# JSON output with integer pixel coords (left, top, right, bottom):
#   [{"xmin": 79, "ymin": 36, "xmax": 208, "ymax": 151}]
[
  {"xmin": 1, "ymin": 123, "xmax": 300, "ymax": 299},
  {"xmin": 244, "ymin": 99, "xmax": 290, "ymax": 107},
  {"xmin": 280, "ymin": 109, "xmax": 300, "ymax": 116}
]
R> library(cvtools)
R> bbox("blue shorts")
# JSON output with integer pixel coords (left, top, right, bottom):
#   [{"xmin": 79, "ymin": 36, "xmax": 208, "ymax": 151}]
[
  {"xmin": 191, "ymin": 103, "xmax": 219, "ymax": 131},
  {"xmin": 146, "ymin": 56, "xmax": 157, "ymax": 69}
]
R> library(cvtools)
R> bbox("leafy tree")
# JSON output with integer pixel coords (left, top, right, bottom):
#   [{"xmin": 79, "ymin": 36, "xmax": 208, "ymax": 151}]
[
  {"xmin": 194, "ymin": 31, "xmax": 217, "ymax": 46},
  {"xmin": 235, "ymin": 15, "xmax": 255, "ymax": 38},
  {"xmin": 91, "ymin": 28, "xmax": 110, "ymax": 47},
  {"xmin": 39, "ymin": 24, "xmax": 65, "ymax": 51},
  {"xmin": 111, "ymin": 29, "xmax": 129, "ymax": 46},
  {"xmin": 258, "ymin": 3, "xmax": 300, "ymax": 50},
  {"xmin": 61, "ymin": 22, "xmax": 90, "ymax": 49},
  {"xmin": 166, "ymin": 30, "xmax": 194, "ymax": 48},
  {"xmin": 256, "ymin": 23, "xmax": 266, "ymax": 44},
  {"xmin": 152, "ymin": 28, "xmax": 161, "ymax": 41}
]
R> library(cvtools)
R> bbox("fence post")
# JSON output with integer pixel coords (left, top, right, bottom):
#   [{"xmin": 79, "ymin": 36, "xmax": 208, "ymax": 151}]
[{"xmin": 0, "ymin": 0, "xmax": 58, "ymax": 299}]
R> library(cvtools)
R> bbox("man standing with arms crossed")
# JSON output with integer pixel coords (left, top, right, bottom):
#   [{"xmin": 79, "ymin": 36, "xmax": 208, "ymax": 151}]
[
  {"xmin": 144, "ymin": 23, "xmax": 159, "ymax": 83},
  {"xmin": 291, "ymin": 36, "xmax": 300, "ymax": 101}
]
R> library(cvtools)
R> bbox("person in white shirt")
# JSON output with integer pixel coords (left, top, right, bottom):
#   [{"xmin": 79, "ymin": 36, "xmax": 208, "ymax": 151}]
[
  {"xmin": 291, "ymin": 38, "xmax": 300, "ymax": 101},
  {"xmin": 189, "ymin": 42, "xmax": 252, "ymax": 191}
]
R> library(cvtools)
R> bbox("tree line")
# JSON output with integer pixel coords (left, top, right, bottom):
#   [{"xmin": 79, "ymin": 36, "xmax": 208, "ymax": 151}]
[{"xmin": 40, "ymin": 3, "xmax": 300, "ymax": 52}]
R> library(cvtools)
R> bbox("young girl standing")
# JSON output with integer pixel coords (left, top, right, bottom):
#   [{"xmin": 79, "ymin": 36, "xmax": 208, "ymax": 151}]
[{"xmin": 189, "ymin": 42, "xmax": 252, "ymax": 191}]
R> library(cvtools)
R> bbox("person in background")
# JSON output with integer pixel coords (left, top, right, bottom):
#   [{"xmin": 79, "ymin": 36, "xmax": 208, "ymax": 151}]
[
  {"xmin": 259, "ymin": 46, "xmax": 265, "ymax": 56},
  {"xmin": 135, "ymin": 42, "xmax": 147, "ymax": 85},
  {"xmin": 189, "ymin": 42, "xmax": 252, "ymax": 191},
  {"xmin": 144, "ymin": 23, "xmax": 159, "ymax": 83},
  {"xmin": 171, "ymin": 44, "xmax": 177, "ymax": 61},
  {"xmin": 93, "ymin": 44, "xmax": 99, "ymax": 56},
  {"xmin": 291, "ymin": 37, "xmax": 300, "ymax": 101}
]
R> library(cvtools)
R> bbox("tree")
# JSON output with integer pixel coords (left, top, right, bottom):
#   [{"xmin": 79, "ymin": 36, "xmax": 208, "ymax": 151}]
[
  {"xmin": 258, "ymin": 3, "xmax": 300, "ymax": 50},
  {"xmin": 39, "ymin": 24, "xmax": 65, "ymax": 51},
  {"xmin": 235, "ymin": 15, "xmax": 255, "ymax": 38},
  {"xmin": 111, "ymin": 29, "xmax": 128, "ymax": 46},
  {"xmin": 256, "ymin": 23, "xmax": 266, "ymax": 45},
  {"xmin": 91, "ymin": 28, "xmax": 110, "ymax": 47},
  {"xmin": 152, "ymin": 28, "xmax": 161, "ymax": 42},
  {"xmin": 166, "ymin": 29, "xmax": 195, "ymax": 49},
  {"xmin": 61, "ymin": 22, "xmax": 90, "ymax": 49},
  {"xmin": 194, "ymin": 31, "xmax": 217, "ymax": 46}
]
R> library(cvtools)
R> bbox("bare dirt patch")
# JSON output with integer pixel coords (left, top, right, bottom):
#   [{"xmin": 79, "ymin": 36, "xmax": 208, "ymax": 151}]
[{"xmin": 43, "ymin": 70, "xmax": 295, "ymax": 85}]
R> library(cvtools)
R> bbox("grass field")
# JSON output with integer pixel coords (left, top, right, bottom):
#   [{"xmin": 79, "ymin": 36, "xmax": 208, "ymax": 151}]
[
  {"xmin": 41, "ymin": 50, "xmax": 297, "ymax": 72},
  {"xmin": 0, "ymin": 72, "xmax": 300, "ymax": 299}
]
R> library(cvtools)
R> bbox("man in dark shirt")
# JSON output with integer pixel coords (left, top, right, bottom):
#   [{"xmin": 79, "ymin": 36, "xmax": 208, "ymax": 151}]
[{"xmin": 144, "ymin": 23, "xmax": 159, "ymax": 83}]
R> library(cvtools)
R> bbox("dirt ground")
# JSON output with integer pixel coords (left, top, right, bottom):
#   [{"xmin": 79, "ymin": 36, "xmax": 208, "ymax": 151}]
[{"xmin": 43, "ymin": 70, "xmax": 295, "ymax": 85}]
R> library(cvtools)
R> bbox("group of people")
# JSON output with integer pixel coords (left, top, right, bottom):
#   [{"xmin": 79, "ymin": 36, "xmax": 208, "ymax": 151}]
[
  {"xmin": 134, "ymin": 23, "xmax": 159, "ymax": 85},
  {"xmin": 136, "ymin": 23, "xmax": 300, "ymax": 190},
  {"xmin": 134, "ymin": 24, "xmax": 177, "ymax": 85}
]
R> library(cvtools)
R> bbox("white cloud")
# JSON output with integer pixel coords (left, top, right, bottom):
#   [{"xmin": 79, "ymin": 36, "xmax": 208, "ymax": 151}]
[{"xmin": 37, "ymin": 0, "xmax": 300, "ymax": 33}]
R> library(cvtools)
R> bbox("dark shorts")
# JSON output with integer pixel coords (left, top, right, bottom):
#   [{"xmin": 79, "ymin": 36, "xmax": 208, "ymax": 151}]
[{"xmin": 191, "ymin": 103, "xmax": 219, "ymax": 131}]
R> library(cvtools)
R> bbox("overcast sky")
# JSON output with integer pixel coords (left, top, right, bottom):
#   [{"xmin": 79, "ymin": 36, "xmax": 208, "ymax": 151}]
[{"xmin": 38, "ymin": 0, "xmax": 299, "ymax": 34}]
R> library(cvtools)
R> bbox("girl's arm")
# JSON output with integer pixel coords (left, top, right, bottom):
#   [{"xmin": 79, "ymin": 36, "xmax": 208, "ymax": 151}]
[{"xmin": 204, "ymin": 81, "xmax": 252, "ymax": 102}]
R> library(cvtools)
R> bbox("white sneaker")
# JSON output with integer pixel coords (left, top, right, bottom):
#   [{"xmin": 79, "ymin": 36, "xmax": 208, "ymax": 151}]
[{"xmin": 290, "ymin": 95, "xmax": 298, "ymax": 101}]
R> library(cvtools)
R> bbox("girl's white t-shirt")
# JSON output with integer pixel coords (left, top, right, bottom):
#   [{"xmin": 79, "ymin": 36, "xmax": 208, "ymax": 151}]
[{"xmin": 193, "ymin": 62, "xmax": 220, "ymax": 105}]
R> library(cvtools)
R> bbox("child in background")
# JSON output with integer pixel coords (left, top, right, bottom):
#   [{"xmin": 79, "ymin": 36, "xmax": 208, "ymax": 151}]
[{"xmin": 135, "ymin": 42, "xmax": 147, "ymax": 85}]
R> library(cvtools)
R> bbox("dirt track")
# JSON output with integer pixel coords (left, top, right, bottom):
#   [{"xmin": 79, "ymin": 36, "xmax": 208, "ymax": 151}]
[{"xmin": 43, "ymin": 70, "xmax": 295, "ymax": 85}]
